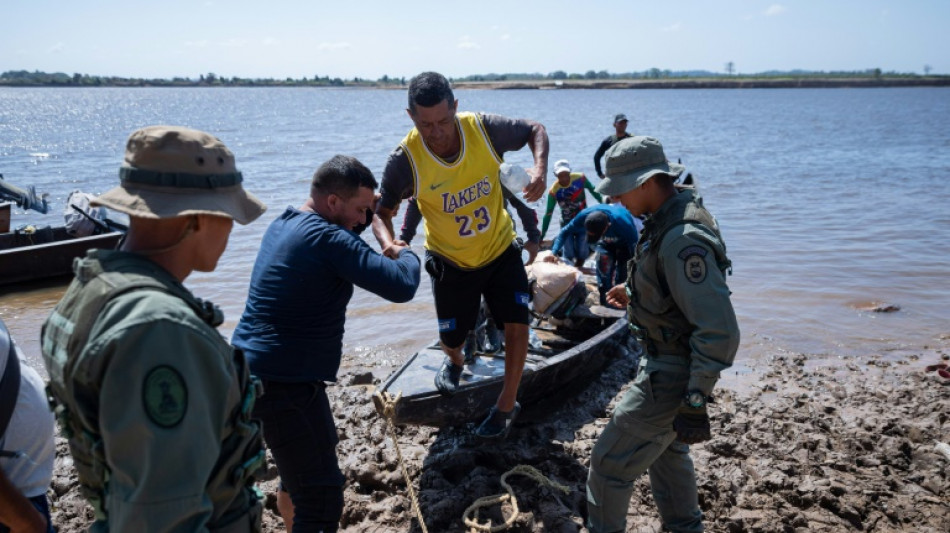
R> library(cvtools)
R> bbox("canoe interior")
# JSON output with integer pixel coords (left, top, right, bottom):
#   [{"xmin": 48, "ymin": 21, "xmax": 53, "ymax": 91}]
[
  {"xmin": 374, "ymin": 304, "xmax": 636, "ymax": 427},
  {"xmin": 0, "ymin": 226, "xmax": 123, "ymax": 286}
]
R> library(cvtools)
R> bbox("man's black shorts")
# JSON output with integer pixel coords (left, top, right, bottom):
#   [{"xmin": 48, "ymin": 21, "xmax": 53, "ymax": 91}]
[{"xmin": 426, "ymin": 243, "xmax": 530, "ymax": 348}]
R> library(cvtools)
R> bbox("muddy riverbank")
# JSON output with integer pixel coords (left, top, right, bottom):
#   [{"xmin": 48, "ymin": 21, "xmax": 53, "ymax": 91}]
[{"xmin": 46, "ymin": 337, "xmax": 950, "ymax": 532}]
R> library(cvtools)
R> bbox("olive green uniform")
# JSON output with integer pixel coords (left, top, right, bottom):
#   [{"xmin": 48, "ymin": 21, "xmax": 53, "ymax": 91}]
[
  {"xmin": 42, "ymin": 250, "xmax": 264, "ymax": 532},
  {"xmin": 586, "ymin": 189, "xmax": 739, "ymax": 533}
]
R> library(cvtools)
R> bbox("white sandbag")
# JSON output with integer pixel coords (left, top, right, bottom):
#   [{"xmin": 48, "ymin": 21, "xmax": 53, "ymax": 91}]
[{"xmin": 526, "ymin": 255, "xmax": 582, "ymax": 315}]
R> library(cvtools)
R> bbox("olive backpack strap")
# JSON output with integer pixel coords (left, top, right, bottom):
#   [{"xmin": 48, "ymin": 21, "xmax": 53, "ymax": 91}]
[{"xmin": 0, "ymin": 326, "xmax": 22, "ymax": 446}]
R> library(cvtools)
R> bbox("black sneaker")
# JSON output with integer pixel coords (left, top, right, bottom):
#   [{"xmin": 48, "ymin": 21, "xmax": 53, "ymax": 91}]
[
  {"xmin": 434, "ymin": 358, "xmax": 463, "ymax": 396},
  {"xmin": 475, "ymin": 402, "xmax": 521, "ymax": 439}
]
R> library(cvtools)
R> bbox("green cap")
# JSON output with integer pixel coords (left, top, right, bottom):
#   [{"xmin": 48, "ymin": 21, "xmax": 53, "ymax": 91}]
[{"xmin": 595, "ymin": 136, "xmax": 684, "ymax": 196}]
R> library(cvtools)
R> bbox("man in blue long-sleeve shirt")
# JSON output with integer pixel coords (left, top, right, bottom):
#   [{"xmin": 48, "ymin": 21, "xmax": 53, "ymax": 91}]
[
  {"xmin": 232, "ymin": 155, "xmax": 421, "ymax": 533},
  {"xmin": 546, "ymin": 204, "xmax": 641, "ymax": 308}
]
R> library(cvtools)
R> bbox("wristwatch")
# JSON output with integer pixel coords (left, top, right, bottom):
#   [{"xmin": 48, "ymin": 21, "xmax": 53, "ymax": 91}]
[{"xmin": 685, "ymin": 390, "xmax": 707, "ymax": 409}]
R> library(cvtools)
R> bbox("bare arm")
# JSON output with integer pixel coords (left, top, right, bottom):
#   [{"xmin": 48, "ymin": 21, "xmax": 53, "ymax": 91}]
[
  {"xmin": 523, "ymin": 121, "xmax": 549, "ymax": 203},
  {"xmin": 373, "ymin": 203, "xmax": 408, "ymax": 259},
  {"xmin": 0, "ymin": 469, "xmax": 47, "ymax": 533}
]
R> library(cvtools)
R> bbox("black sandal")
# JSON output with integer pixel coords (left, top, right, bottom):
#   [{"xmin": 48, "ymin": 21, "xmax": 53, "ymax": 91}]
[{"xmin": 475, "ymin": 402, "xmax": 521, "ymax": 439}]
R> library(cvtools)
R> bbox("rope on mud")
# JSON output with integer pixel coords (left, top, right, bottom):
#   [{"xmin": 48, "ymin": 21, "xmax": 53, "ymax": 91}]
[
  {"xmin": 462, "ymin": 464, "xmax": 570, "ymax": 532},
  {"xmin": 375, "ymin": 390, "xmax": 429, "ymax": 533}
]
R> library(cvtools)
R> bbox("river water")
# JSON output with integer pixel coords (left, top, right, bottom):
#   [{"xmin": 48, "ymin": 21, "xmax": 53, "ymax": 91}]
[{"xmin": 2, "ymin": 86, "xmax": 949, "ymax": 381}]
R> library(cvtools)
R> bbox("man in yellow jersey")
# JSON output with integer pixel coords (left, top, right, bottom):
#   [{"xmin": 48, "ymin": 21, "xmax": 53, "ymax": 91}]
[{"xmin": 374, "ymin": 71, "xmax": 549, "ymax": 439}]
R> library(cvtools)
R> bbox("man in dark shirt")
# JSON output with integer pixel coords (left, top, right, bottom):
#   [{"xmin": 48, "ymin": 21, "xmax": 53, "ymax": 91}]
[
  {"xmin": 593, "ymin": 113, "xmax": 633, "ymax": 179},
  {"xmin": 232, "ymin": 155, "xmax": 421, "ymax": 532}
]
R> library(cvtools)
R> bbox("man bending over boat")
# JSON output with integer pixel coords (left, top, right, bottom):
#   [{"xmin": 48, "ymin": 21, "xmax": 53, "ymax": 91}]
[
  {"xmin": 232, "ymin": 155, "xmax": 420, "ymax": 532},
  {"xmin": 544, "ymin": 203, "xmax": 641, "ymax": 309},
  {"xmin": 373, "ymin": 71, "xmax": 549, "ymax": 439}
]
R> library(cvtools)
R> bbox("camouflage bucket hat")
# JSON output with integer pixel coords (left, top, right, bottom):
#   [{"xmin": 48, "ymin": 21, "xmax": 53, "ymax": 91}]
[
  {"xmin": 92, "ymin": 126, "xmax": 266, "ymax": 225},
  {"xmin": 594, "ymin": 136, "xmax": 684, "ymax": 197}
]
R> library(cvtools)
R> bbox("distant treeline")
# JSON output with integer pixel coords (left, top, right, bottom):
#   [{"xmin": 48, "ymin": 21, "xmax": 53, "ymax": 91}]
[
  {"xmin": 455, "ymin": 67, "xmax": 937, "ymax": 82},
  {"xmin": 0, "ymin": 68, "xmax": 945, "ymax": 88}
]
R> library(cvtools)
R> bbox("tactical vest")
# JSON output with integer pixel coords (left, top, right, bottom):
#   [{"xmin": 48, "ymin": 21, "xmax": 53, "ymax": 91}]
[
  {"xmin": 626, "ymin": 190, "xmax": 732, "ymax": 356},
  {"xmin": 41, "ymin": 250, "xmax": 265, "ymax": 530}
]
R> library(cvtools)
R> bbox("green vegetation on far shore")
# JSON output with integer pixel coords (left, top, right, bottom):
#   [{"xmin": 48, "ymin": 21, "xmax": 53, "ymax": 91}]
[{"xmin": 1, "ymin": 69, "xmax": 948, "ymax": 89}]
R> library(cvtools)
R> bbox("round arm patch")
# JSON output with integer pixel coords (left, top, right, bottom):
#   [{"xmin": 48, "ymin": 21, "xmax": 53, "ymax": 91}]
[
  {"xmin": 678, "ymin": 245, "xmax": 708, "ymax": 284},
  {"xmin": 143, "ymin": 365, "xmax": 188, "ymax": 428}
]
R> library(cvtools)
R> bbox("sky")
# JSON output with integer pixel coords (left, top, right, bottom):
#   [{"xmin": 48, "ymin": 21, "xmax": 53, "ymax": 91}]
[{"xmin": 2, "ymin": 0, "xmax": 948, "ymax": 80}]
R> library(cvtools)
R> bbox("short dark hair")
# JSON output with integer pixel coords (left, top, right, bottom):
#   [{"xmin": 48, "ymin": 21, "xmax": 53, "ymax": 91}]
[
  {"xmin": 408, "ymin": 72, "xmax": 454, "ymax": 114},
  {"xmin": 584, "ymin": 210, "xmax": 610, "ymax": 241},
  {"xmin": 311, "ymin": 155, "xmax": 377, "ymax": 199}
]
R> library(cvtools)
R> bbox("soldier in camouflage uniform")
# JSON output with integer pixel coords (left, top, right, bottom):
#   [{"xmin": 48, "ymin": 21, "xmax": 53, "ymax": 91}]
[
  {"xmin": 41, "ymin": 126, "xmax": 268, "ymax": 532},
  {"xmin": 586, "ymin": 136, "xmax": 740, "ymax": 533}
]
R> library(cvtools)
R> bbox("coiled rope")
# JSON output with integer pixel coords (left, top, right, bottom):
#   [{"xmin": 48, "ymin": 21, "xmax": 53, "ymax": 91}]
[
  {"xmin": 462, "ymin": 464, "xmax": 570, "ymax": 532},
  {"xmin": 375, "ymin": 390, "xmax": 569, "ymax": 533}
]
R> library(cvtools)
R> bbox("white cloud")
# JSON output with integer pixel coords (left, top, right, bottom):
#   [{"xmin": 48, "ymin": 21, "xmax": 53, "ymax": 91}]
[
  {"xmin": 764, "ymin": 4, "xmax": 787, "ymax": 16},
  {"xmin": 220, "ymin": 39, "xmax": 246, "ymax": 48},
  {"xmin": 660, "ymin": 22, "xmax": 682, "ymax": 32},
  {"xmin": 262, "ymin": 37, "xmax": 279, "ymax": 46},
  {"xmin": 184, "ymin": 40, "xmax": 210, "ymax": 48},
  {"xmin": 458, "ymin": 36, "xmax": 479, "ymax": 49},
  {"xmin": 48, "ymin": 42, "xmax": 65, "ymax": 54},
  {"xmin": 499, "ymin": 34, "xmax": 510, "ymax": 41},
  {"xmin": 316, "ymin": 42, "xmax": 351, "ymax": 51}
]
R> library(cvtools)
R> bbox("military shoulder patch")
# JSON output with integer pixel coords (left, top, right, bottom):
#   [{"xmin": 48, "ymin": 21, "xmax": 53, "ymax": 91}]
[
  {"xmin": 143, "ymin": 365, "xmax": 188, "ymax": 428},
  {"xmin": 678, "ymin": 245, "xmax": 708, "ymax": 284}
]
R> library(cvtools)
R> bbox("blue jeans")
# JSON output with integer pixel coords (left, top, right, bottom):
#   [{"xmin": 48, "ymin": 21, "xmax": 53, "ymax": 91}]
[
  {"xmin": 561, "ymin": 232, "xmax": 589, "ymax": 266},
  {"xmin": 594, "ymin": 243, "xmax": 632, "ymax": 305},
  {"xmin": 0, "ymin": 494, "xmax": 55, "ymax": 533},
  {"xmin": 587, "ymin": 355, "xmax": 702, "ymax": 533},
  {"xmin": 253, "ymin": 380, "xmax": 344, "ymax": 533}
]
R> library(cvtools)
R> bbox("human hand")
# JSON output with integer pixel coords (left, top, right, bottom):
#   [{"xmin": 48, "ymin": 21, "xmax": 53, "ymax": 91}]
[
  {"xmin": 542, "ymin": 253, "xmax": 560, "ymax": 264},
  {"xmin": 605, "ymin": 284, "xmax": 629, "ymax": 307},
  {"xmin": 523, "ymin": 165, "xmax": 546, "ymax": 203},
  {"xmin": 673, "ymin": 405, "xmax": 711, "ymax": 444},
  {"xmin": 523, "ymin": 240, "xmax": 539, "ymax": 265},
  {"xmin": 383, "ymin": 239, "xmax": 409, "ymax": 259}
]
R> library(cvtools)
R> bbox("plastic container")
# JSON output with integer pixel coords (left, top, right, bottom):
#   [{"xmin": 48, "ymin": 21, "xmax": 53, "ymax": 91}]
[{"xmin": 499, "ymin": 163, "xmax": 539, "ymax": 209}]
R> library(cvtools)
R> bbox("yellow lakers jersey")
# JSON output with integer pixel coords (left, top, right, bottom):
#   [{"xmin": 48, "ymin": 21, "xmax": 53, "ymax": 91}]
[{"xmin": 402, "ymin": 112, "xmax": 515, "ymax": 269}]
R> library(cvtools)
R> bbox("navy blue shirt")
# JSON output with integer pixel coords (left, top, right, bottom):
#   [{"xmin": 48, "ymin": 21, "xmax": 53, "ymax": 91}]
[
  {"xmin": 232, "ymin": 207, "xmax": 421, "ymax": 382},
  {"xmin": 551, "ymin": 204, "xmax": 642, "ymax": 257}
]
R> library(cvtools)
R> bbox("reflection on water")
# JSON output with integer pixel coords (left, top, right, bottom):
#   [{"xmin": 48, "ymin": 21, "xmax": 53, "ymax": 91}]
[
  {"xmin": 2, "ymin": 86, "xmax": 949, "ymax": 378},
  {"xmin": 0, "ymin": 279, "xmax": 68, "ymax": 368}
]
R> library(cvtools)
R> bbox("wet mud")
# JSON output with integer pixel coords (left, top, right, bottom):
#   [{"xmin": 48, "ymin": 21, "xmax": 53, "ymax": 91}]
[{"xmin": 47, "ymin": 343, "xmax": 950, "ymax": 532}]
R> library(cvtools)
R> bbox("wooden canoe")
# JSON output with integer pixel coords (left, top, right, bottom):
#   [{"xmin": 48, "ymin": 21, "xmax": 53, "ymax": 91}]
[
  {"xmin": 372, "ymin": 304, "xmax": 638, "ymax": 427},
  {"xmin": 0, "ymin": 211, "xmax": 123, "ymax": 286}
]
